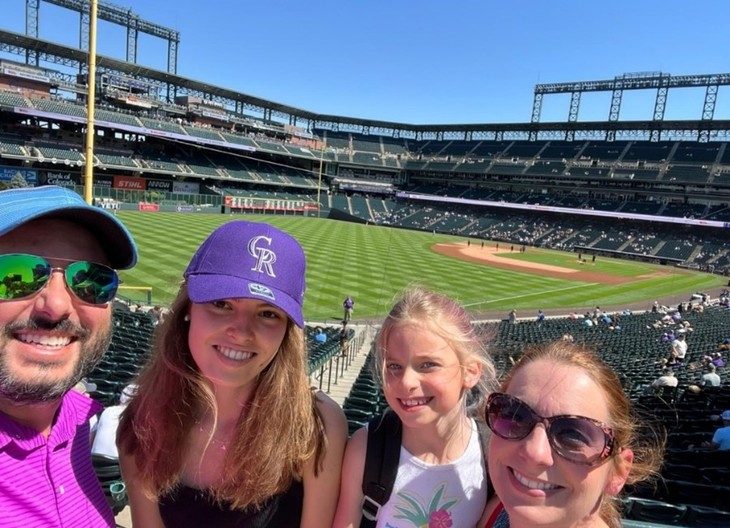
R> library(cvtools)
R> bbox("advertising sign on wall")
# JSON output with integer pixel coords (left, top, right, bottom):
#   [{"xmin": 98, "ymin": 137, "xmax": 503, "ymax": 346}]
[
  {"xmin": 0, "ymin": 166, "xmax": 37, "ymax": 184},
  {"xmin": 113, "ymin": 176, "xmax": 146, "ymax": 190},
  {"xmin": 172, "ymin": 181, "xmax": 200, "ymax": 194}
]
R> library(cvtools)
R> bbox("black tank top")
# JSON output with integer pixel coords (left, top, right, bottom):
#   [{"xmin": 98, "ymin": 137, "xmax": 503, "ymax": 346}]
[{"xmin": 158, "ymin": 480, "xmax": 304, "ymax": 528}]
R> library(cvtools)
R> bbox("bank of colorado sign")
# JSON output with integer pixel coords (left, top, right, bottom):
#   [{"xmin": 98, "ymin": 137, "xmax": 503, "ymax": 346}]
[{"xmin": 44, "ymin": 171, "xmax": 79, "ymax": 186}]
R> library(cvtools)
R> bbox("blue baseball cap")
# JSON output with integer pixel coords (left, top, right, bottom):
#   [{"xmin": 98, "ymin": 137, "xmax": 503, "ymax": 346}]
[
  {"xmin": 0, "ymin": 185, "xmax": 138, "ymax": 269},
  {"xmin": 184, "ymin": 221, "xmax": 306, "ymax": 327}
]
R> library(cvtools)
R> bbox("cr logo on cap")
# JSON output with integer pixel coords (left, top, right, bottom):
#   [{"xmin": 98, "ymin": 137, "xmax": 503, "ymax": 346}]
[{"xmin": 248, "ymin": 235, "xmax": 277, "ymax": 277}]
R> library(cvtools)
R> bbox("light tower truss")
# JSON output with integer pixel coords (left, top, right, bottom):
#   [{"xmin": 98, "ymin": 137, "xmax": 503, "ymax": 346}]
[
  {"xmin": 531, "ymin": 72, "xmax": 730, "ymax": 142},
  {"xmin": 24, "ymin": 0, "xmax": 179, "ymax": 74},
  {"xmin": 3, "ymin": 25, "xmax": 730, "ymax": 144}
]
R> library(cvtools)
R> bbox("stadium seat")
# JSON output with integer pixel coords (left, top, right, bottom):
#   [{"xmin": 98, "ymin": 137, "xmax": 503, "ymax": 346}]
[
  {"xmin": 683, "ymin": 504, "xmax": 730, "ymax": 527},
  {"xmin": 91, "ymin": 454, "xmax": 127, "ymax": 515},
  {"xmin": 624, "ymin": 497, "xmax": 687, "ymax": 525}
]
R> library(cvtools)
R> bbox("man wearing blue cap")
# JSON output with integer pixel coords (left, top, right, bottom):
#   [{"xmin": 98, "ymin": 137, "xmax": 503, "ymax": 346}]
[{"xmin": 0, "ymin": 186, "xmax": 137, "ymax": 527}]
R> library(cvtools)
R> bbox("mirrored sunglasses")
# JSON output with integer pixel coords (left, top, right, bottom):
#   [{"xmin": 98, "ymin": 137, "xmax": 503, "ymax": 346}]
[{"xmin": 0, "ymin": 253, "xmax": 119, "ymax": 306}]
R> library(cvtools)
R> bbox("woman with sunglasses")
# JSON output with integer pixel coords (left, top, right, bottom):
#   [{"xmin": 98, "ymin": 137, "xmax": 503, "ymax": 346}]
[
  {"xmin": 117, "ymin": 221, "xmax": 347, "ymax": 527},
  {"xmin": 481, "ymin": 341, "xmax": 663, "ymax": 528}
]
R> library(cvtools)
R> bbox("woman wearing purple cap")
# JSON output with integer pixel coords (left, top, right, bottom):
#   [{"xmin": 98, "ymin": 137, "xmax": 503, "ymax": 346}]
[{"xmin": 117, "ymin": 220, "xmax": 347, "ymax": 527}]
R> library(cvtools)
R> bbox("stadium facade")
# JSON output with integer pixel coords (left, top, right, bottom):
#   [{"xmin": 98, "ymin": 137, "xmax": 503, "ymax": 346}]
[{"xmin": 1, "ymin": 1, "xmax": 730, "ymax": 274}]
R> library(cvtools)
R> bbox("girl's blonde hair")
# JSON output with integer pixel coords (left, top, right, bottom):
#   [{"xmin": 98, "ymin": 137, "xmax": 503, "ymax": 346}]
[
  {"xmin": 371, "ymin": 287, "xmax": 497, "ymax": 414},
  {"xmin": 117, "ymin": 284, "xmax": 326, "ymax": 510}
]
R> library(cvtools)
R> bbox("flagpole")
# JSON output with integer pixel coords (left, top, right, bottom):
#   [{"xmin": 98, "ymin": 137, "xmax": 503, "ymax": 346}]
[{"xmin": 83, "ymin": 0, "xmax": 98, "ymax": 204}]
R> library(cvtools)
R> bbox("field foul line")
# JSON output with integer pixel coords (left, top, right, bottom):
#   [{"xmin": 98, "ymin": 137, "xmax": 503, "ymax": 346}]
[{"xmin": 462, "ymin": 283, "xmax": 598, "ymax": 308}]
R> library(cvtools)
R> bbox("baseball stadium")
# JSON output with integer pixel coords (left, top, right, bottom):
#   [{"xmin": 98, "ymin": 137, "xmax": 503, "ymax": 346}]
[{"xmin": 1, "ymin": 1, "xmax": 729, "ymax": 526}]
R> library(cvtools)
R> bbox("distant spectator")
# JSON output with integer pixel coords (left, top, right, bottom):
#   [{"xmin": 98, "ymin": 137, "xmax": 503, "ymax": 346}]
[
  {"xmin": 536, "ymin": 310, "xmax": 545, "ymax": 325},
  {"xmin": 339, "ymin": 321, "xmax": 349, "ymax": 355},
  {"xmin": 707, "ymin": 411, "xmax": 730, "ymax": 450},
  {"xmin": 91, "ymin": 384, "xmax": 137, "ymax": 459},
  {"xmin": 652, "ymin": 368, "xmax": 678, "ymax": 389},
  {"xmin": 314, "ymin": 327, "xmax": 327, "ymax": 343},
  {"xmin": 670, "ymin": 333, "xmax": 688, "ymax": 365},
  {"xmin": 343, "ymin": 295, "xmax": 354, "ymax": 322},
  {"xmin": 712, "ymin": 352, "xmax": 725, "ymax": 368},
  {"xmin": 508, "ymin": 309, "xmax": 517, "ymax": 324},
  {"xmin": 701, "ymin": 364, "xmax": 721, "ymax": 387}
]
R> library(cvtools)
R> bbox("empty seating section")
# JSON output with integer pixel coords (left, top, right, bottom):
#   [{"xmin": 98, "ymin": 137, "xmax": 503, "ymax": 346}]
[
  {"xmin": 457, "ymin": 159, "xmax": 492, "ymax": 173},
  {"xmin": 330, "ymin": 193, "xmax": 350, "ymax": 212},
  {"xmin": 32, "ymin": 97, "xmax": 87, "ymax": 118},
  {"xmin": 565, "ymin": 166, "xmax": 611, "ymax": 178},
  {"xmin": 673, "ymin": 143, "xmax": 721, "ymax": 163},
  {"xmin": 183, "ymin": 125, "xmax": 223, "ymax": 141},
  {"xmin": 662, "ymin": 202, "xmax": 707, "ymax": 219},
  {"xmin": 524, "ymin": 160, "xmax": 566, "ymax": 176},
  {"xmin": 0, "ymin": 90, "xmax": 29, "ymax": 107},
  {"xmin": 352, "ymin": 151, "xmax": 382, "ymax": 166},
  {"xmin": 139, "ymin": 117, "xmax": 186, "ymax": 134},
  {"xmin": 614, "ymin": 167, "xmax": 661, "ymax": 180},
  {"xmin": 538, "ymin": 141, "xmax": 585, "ymax": 160},
  {"xmin": 470, "ymin": 141, "xmax": 510, "ymax": 157},
  {"xmin": 139, "ymin": 157, "xmax": 185, "ymax": 173},
  {"xmin": 423, "ymin": 160, "xmax": 456, "ymax": 172},
  {"xmin": 86, "ymin": 310, "xmax": 156, "ymax": 406},
  {"xmin": 341, "ymin": 352, "xmax": 386, "ymax": 435},
  {"xmin": 439, "ymin": 140, "xmax": 477, "ymax": 157},
  {"xmin": 220, "ymin": 133, "xmax": 258, "ymax": 148},
  {"xmin": 351, "ymin": 136, "xmax": 381, "ymax": 153},
  {"xmin": 95, "ymin": 108, "xmax": 142, "ymax": 127},
  {"xmin": 663, "ymin": 164, "xmax": 712, "ymax": 183},
  {"xmin": 622, "ymin": 142, "xmax": 674, "ymax": 162},
  {"xmin": 578, "ymin": 141, "xmax": 628, "ymax": 161},
  {"xmin": 252, "ymin": 139, "xmax": 289, "ymax": 155},
  {"xmin": 176, "ymin": 153, "xmax": 222, "ymax": 177},
  {"xmin": 96, "ymin": 151, "xmax": 138, "ymax": 168},
  {"xmin": 588, "ymin": 199, "xmax": 623, "ymax": 212},
  {"xmin": 622, "ymin": 201, "xmax": 663, "ymax": 215},
  {"xmin": 349, "ymin": 195, "xmax": 370, "ymax": 220},
  {"xmin": 321, "ymin": 131, "xmax": 350, "ymax": 150},
  {"xmin": 502, "ymin": 141, "xmax": 544, "ymax": 159},
  {"xmin": 488, "ymin": 162, "xmax": 526, "ymax": 175},
  {"xmin": 412, "ymin": 140, "xmax": 448, "ymax": 157},
  {"xmin": 0, "ymin": 136, "xmax": 27, "ymax": 156},
  {"xmin": 380, "ymin": 137, "xmax": 408, "ymax": 155},
  {"xmin": 35, "ymin": 143, "xmax": 85, "ymax": 162}
]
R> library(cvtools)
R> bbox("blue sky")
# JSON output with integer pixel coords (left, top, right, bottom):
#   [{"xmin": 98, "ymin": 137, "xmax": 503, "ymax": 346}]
[{"xmin": 2, "ymin": 0, "xmax": 730, "ymax": 125}]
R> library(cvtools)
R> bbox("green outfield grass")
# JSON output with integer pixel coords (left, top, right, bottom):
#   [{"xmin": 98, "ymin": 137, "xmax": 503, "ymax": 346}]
[{"xmin": 115, "ymin": 211, "xmax": 726, "ymax": 321}]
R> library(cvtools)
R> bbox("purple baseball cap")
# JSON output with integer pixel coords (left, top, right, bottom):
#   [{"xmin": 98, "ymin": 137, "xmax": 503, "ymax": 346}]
[{"xmin": 184, "ymin": 221, "xmax": 306, "ymax": 327}]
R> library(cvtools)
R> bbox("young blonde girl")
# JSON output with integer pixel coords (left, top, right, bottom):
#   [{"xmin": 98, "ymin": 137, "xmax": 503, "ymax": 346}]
[{"xmin": 334, "ymin": 287, "xmax": 497, "ymax": 528}]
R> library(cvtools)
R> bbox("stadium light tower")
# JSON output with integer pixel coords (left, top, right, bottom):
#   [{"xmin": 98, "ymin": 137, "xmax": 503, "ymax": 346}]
[{"xmin": 83, "ymin": 0, "xmax": 99, "ymax": 204}]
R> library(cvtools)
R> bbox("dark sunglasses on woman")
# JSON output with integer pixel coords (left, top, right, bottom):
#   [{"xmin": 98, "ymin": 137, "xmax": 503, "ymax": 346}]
[{"xmin": 485, "ymin": 392, "xmax": 616, "ymax": 466}]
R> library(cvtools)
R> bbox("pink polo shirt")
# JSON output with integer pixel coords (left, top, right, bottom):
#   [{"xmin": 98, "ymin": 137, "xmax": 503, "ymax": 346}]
[{"xmin": 0, "ymin": 390, "xmax": 114, "ymax": 527}]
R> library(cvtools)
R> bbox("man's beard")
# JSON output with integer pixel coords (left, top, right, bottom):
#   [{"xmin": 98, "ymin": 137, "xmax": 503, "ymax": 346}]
[{"xmin": 0, "ymin": 317, "xmax": 112, "ymax": 404}]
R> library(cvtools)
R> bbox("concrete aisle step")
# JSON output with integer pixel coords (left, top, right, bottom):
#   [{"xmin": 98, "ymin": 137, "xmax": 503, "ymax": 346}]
[{"xmin": 315, "ymin": 324, "xmax": 375, "ymax": 407}]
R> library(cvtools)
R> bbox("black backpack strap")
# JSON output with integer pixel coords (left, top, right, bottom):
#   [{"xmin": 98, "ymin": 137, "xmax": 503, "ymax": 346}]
[
  {"xmin": 475, "ymin": 418, "xmax": 495, "ymax": 502},
  {"xmin": 360, "ymin": 410, "xmax": 402, "ymax": 528}
]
